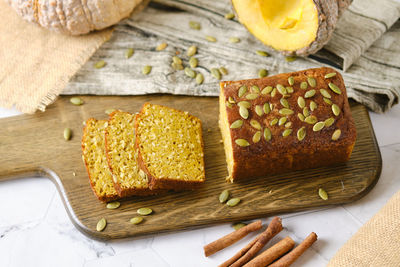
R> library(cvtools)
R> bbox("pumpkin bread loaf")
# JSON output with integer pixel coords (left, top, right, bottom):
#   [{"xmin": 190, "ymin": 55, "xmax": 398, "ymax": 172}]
[
  {"xmin": 219, "ymin": 67, "xmax": 356, "ymax": 182},
  {"xmin": 105, "ymin": 111, "xmax": 158, "ymax": 197},
  {"xmin": 135, "ymin": 103, "xmax": 206, "ymax": 190},
  {"xmin": 81, "ymin": 119, "xmax": 119, "ymax": 202}
]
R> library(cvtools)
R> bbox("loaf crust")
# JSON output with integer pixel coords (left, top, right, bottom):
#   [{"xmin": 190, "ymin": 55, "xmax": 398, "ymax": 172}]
[{"xmin": 219, "ymin": 67, "xmax": 356, "ymax": 182}]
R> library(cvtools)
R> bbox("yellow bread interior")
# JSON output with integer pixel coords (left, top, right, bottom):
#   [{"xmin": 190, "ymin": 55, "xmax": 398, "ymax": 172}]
[{"xmin": 219, "ymin": 86, "xmax": 234, "ymax": 182}]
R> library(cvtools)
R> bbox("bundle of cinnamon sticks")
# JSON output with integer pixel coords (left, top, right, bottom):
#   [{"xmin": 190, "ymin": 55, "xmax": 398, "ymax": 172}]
[{"xmin": 203, "ymin": 217, "xmax": 317, "ymax": 267}]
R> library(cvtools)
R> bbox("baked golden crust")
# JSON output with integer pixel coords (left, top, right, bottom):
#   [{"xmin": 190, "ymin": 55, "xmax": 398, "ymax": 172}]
[{"xmin": 219, "ymin": 67, "xmax": 356, "ymax": 182}]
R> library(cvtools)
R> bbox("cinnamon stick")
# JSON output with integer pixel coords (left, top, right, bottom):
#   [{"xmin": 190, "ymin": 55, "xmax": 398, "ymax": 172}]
[
  {"xmin": 269, "ymin": 232, "xmax": 318, "ymax": 267},
  {"xmin": 204, "ymin": 220, "xmax": 262, "ymax": 257},
  {"xmin": 219, "ymin": 217, "xmax": 283, "ymax": 267},
  {"xmin": 243, "ymin": 236, "xmax": 295, "ymax": 267}
]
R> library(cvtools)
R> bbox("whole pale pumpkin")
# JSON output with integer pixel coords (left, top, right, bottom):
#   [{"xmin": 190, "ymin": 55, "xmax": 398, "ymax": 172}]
[{"xmin": 7, "ymin": 0, "xmax": 147, "ymax": 35}]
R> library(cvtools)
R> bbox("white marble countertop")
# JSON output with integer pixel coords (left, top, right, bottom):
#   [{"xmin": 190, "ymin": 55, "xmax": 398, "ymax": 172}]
[{"xmin": 0, "ymin": 103, "xmax": 399, "ymax": 267}]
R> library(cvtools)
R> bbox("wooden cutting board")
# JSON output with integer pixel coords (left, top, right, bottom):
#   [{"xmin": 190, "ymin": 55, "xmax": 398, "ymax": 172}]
[{"xmin": 0, "ymin": 95, "xmax": 381, "ymax": 240}]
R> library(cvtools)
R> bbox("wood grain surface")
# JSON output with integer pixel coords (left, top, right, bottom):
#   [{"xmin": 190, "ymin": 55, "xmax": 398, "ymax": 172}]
[{"xmin": 0, "ymin": 95, "xmax": 381, "ymax": 240}]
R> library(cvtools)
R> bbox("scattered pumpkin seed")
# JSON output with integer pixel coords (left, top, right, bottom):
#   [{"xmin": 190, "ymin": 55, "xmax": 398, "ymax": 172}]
[
  {"xmin": 300, "ymin": 81, "xmax": 308, "ymax": 90},
  {"xmin": 286, "ymin": 86, "xmax": 294, "ymax": 94},
  {"xmin": 307, "ymin": 77, "xmax": 316, "ymax": 87},
  {"xmin": 94, "ymin": 60, "xmax": 106, "ymax": 69},
  {"xmin": 227, "ymin": 198, "xmax": 241, "ymax": 207},
  {"xmin": 142, "ymin": 65, "xmax": 152, "ymax": 75},
  {"xmin": 277, "ymin": 84, "xmax": 287, "ymax": 95},
  {"xmin": 220, "ymin": 67, "xmax": 228, "ymax": 75},
  {"xmin": 324, "ymin": 98, "xmax": 333, "ymax": 105},
  {"xmin": 332, "ymin": 129, "xmax": 342, "ymax": 140},
  {"xmin": 320, "ymin": 89, "xmax": 331, "ymax": 98},
  {"xmin": 271, "ymin": 88, "xmax": 277, "ymax": 97},
  {"xmin": 70, "ymin": 97, "xmax": 83, "ymax": 106},
  {"xmin": 235, "ymin": 139, "xmax": 250, "ymax": 147},
  {"xmin": 270, "ymin": 118, "xmax": 278, "ymax": 126},
  {"xmin": 205, "ymin": 35, "xmax": 217, "ymax": 42},
  {"xmin": 64, "ymin": 128, "xmax": 72, "ymax": 141},
  {"xmin": 282, "ymin": 128, "xmax": 292, "ymax": 137},
  {"xmin": 297, "ymin": 127, "xmax": 306, "ymax": 141},
  {"xmin": 313, "ymin": 121, "xmax": 325, "ymax": 131},
  {"xmin": 258, "ymin": 69, "xmax": 268, "ymax": 78},
  {"xmin": 172, "ymin": 56, "xmax": 182, "ymax": 65},
  {"xmin": 125, "ymin": 48, "xmax": 134, "ymax": 59},
  {"xmin": 324, "ymin": 117, "xmax": 335, "ymax": 127},
  {"xmin": 156, "ymin": 42, "xmax": 168, "ymax": 51},
  {"xmin": 137, "ymin": 207, "xmax": 153, "ymax": 216},
  {"xmin": 171, "ymin": 62, "xmax": 183, "ymax": 71},
  {"xmin": 230, "ymin": 120, "xmax": 243, "ymax": 129},
  {"xmin": 251, "ymin": 85, "xmax": 260, "ymax": 93},
  {"xmin": 285, "ymin": 122, "xmax": 292, "ymax": 128},
  {"xmin": 297, "ymin": 96, "xmax": 305, "ymax": 108},
  {"xmin": 285, "ymin": 56, "xmax": 297, "ymax": 62},
  {"xmin": 238, "ymin": 85, "xmax": 248, "ymax": 97},
  {"xmin": 280, "ymin": 98, "xmax": 289, "ymax": 108},
  {"xmin": 189, "ymin": 21, "xmax": 201, "ymax": 30},
  {"xmin": 279, "ymin": 108, "xmax": 294, "ymax": 115},
  {"xmin": 256, "ymin": 50, "xmax": 269, "ymax": 57},
  {"xmin": 263, "ymin": 103, "xmax": 271, "ymax": 114},
  {"xmin": 130, "ymin": 216, "xmax": 143, "ymax": 225},
  {"xmin": 262, "ymin": 86, "xmax": 273, "ymax": 95},
  {"xmin": 278, "ymin": 117, "xmax": 287, "ymax": 126},
  {"xmin": 211, "ymin": 68, "xmax": 221, "ymax": 80},
  {"xmin": 228, "ymin": 96, "xmax": 235, "ymax": 104},
  {"xmin": 310, "ymin": 101, "xmax": 317, "ymax": 111},
  {"xmin": 106, "ymin": 201, "xmax": 120, "ymax": 209},
  {"xmin": 232, "ymin": 222, "xmax": 247, "ymax": 230},
  {"xmin": 264, "ymin": 128, "xmax": 272, "ymax": 141},
  {"xmin": 189, "ymin": 57, "xmax": 198, "ymax": 68},
  {"xmin": 187, "ymin": 45, "xmax": 197, "ymax": 57},
  {"xmin": 328, "ymin": 82, "xmax": 342, "ymax": 94},
  {"xmin": 304, "ymin": 89, "xmax": 316, "ymax": 98},
  {"xmin": 184, "ymin": 67, "xmax": 196, "ymax": 78},
  {"xmin": 332, "ymin": 104, "xmax": 341, "ymax": 116},
  {"xmin": 96, "ymin": 218, "xmax": 107, "ymax": 231},
  {"xmin": 250, "ymin": 119, "xmax": 261, "ymax": 130},
  {"xmin": 105, "ymin": 108, "xmax": 116, "ymax": 115},
  {"xmin": 219, "ymin": 189, "xmax": 230, "ymax": 203},
  {"xmin": 229, "ymin": 37, "xmax": 240, "ymax": 43},
  {"xmin": 288, "ymin": 76, "xmax": 295, "ymax": 85},
  {"xmin": 298, "ymin": 113, "xmax": 305, "ymax": 122},
  {"xmin": 303, "ymin": 107, "xmax": 310, "ymax": 117},
  {"xmin": 225, "ymin": 12, "xmax": 235, "ymax": 20},
  {"xmin": 196, "ymin": 73, "xmax": 204, "ymax": 84},
  {"xmin": 324, "ymin": 72, "xmax": 337, "ymax": 79},
  {"xmin": 253, "ymin": 131, "xmax": 261, "ymax": 143},
  {"xmin": 305, "ymin": 115, "xmax": 317, "ymax": 124},
  {"xmin": 238, "ymin": 101, "xmax": 251, "ymax": 108},
  {"xmin": 318, "ymin": 188, "xmax": 328, "ymax": 200},
  {"xmin": 255, "ymin": 105, "xmax": 263, "ymax": 116},
  {"xmin": 246, "ymin": 93, "xmax": 259, "ymax": 100},
  {"xmin": 239, "ymin": 106, "xmax": 249, "ymax": 119}
]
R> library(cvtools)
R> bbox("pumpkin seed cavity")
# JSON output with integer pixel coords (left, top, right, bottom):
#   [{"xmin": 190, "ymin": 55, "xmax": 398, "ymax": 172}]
[{"xmin": 219, "ymin": 189, "xmax": 230, "ymax": 203}]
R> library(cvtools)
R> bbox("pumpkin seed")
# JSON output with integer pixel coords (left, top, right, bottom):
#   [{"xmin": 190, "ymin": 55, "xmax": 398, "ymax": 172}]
[
  {"xmin": 300, "ymin": 81, "xmax": 308, "ymax": 90},
  {"xmin": 105, "ymin": 108, "xmax": 116, "ymax": 115},
  {"xmin": 324, "ymin": 72, "xmax": 337, "ymax": 79},
  {"xmin": 270, "ymin": 103, "xmax": 274, "ymax": 111},
  {"xmin": 313, "ymin": 121, "xmax": 325, "ymax": 131},
  {"xmin": 246, "ymin": 93, "xmax": 259, "ymax": 100},
  {"xmin": 297, "ymin": 96, "xmax": 305, "ymax": 108},
  {"xmin": 332, "ymin": 104, "xmax": 341, "ymax": 116},
  {"xmin": 232, "ymin": 222, "xmax": 247, "ymax": 230},
  {"xmin": 285, "ymin": 56, "xmax": 297, "ymax": 62},
  {"xmin": 205, "ymin": 35, "xmax": 217, "ymax": 42},
  {"xmin": 318, "ymin": 188, "xmax": 328, "ymax": 200},
  {"xmin": 227, "ymin": 198, "xmax": 241, "ymax": 207},
  {"xmin": 189, "ymin": 21, "xmax": 201, "ymax": 30},
  {"xmin": 196, "ymin": 73, "xmax": 204, "ymax": 84},
  {"xmin": 285, "ymin": 122, "xmax": 292, "ymax": 128},
  {"xmin": 189, "ymin": 57, "xmax": 198, "ymax": 68},
  {"xmin": 156, "ymin": 42, "xmax": 168, "ymax": 51},
  {"xmin": 219, "ymin": 189, "xmax": 230, "ymax": 203},
  {"xmin": 184, "ymin": 67, "xmax": 196, "ymax": 78},
  {"xmin": 253, "ymin": 131, "xmax": 261, "ymax": 143},
  {"xmin": 305, "ymin": 115, "xmax": 317, "ymax": 124},
  {"xmin": 106, "ymin": 201, "xmax": 120, "ymax": 209},
  {"xmin": 332, "ymin": 129, "xmax": 341, "ymax": 140},
  {"xmin": 64, "ymin": 128, "xmax": 72, "ymax": 141},
  {"xmin": 279, "ymin": 108, "xmax": 294, "ymax": 115},
  {"xmin": 303, "ymin": 107, "xmax": 310, "ymax": 117},
  {"xmin": 263, "ymin": 103, "xmax": 271, "ymax": 114},
  {"xmin": 137, "ymin": 207, "xmax": 153, "ymax": 216},
  {"xmin": 238, "ymin": 85, "xmax": 247, "ymax": 97},
  {"xmin": 170, "ymin": 62, "xmax": 182, "ymax": 71},
  {"xmin": 324, "ymin": 117, "xmax": 335, "ymax": 127},
  {"xmin": 130, "ymin": 216, "xmax": 144, "ymax": 225},
  {"xmin": 288, "ymin": 76, "xmax": 295, "ymax": 85},
  {"xmin": 228, "ymin": 96, "xmax": 235, "ymax": 104},
  {"xmin": 310, "ymin": 101, "xmax": 317, "ymax": 111},
  {"xmin": 261, "ymin": 86, "xmax": 273, "ymax": 95},
  {"xmin": 211, "ymin": 68, "xmax": 221, "ymax": 80},
  {"xmin": 172, "ymin": 56, "xmax": 182, "ymax": 65},
  {"xmin": 278, "ymin": 117, "xmax": 287, "ymax": 126},
  {"xmin": 255, "ymin": 105, "xmax": 263, "ymax": 116},
  {"xmin": 251, "ymin": 85, "xmax": 260, "ymax": 93},
  {"xmin": 304, "ymin": 89, "xmax": 316, "ymax": 98},
  {"xmin": 286, "ymin": 86, "xmax": 294, "ymax": 94},
  {"xmin": 70, "ymin": 97, "xmax": 83, "ymax": 106},
  {"xmin": 322, "ymin": 97, "xmax": 332, "ymax": 105},
  {"xmin": 187, "ymin": 45, "xmax": 197, "ymax": 57},
  {"xmin": 142, "ymin": 65, "xmax": 152, "ymax": 75},
  {"xmin": 220, "ymin": 67, "xmax": 228, "ymax": 75},
  {"xmin": 226, "ymin": 102, "xmax": 232, "ymax": 108},
  {"xmin": 271, "ymin": 88, "xmax": 277, "ymax": 97},
  {"xmin": 280, "ymin": 98, "xmax": 289, "ymax": 108},
  {"xmin": 125, "ymin": 48, "xmax": 134, "ymax": 59},
  {"xmin": 230, "ymin": 120, "xmax": 243, "ymax": 129},
  {"xmin": 258, "ymin": 69, "xmax": 268, "ymax": 78},
  {"xmin": 229, "ymin": 37, "xmax": 240, "ymax": 43},
  {"xmin": 94, "ymin": 60, "xmax": 106, "ymax": 69},
  {"xmin": 250, "ymin": 119, "xmax": 261, "ymax": 130},
  {"xmin": 96, "ymin": 218, "xmax": 107, "ymax": 231},
  {"xmin": 256, "ymin": 50, "xmax": 269, "ymax": 57},
  {"xmin": 264, "ymin": 128, "xmax": 272, "ymax": 141},
  {"xmin": 239, "ymin": 106, "xmax": 249, "ymax": 119},
  {"xmin": 235, "ymin": 139, "xmax": 250, "ymax": 147},
  {"xmin": 282, "ymin": 128, "xmax": 292, "ymax": 137},
  {"xmin": 320, "ymin": 89, "xmax": 331, "ymax": 98},
  {"xmin": 225, "ymin": 12, "xmax": 235, "ymax": 19},
  {"xmin": 297, "ymin": 127, "xmax": 306, "ymax": 141},
  {"xmin": 277, "ymin": 84, "xmax": 287, "ymax": 95},
  {"xmin": 307, "ymin": 77, "xmax": 316, "ymax": 87},
  {"xmin": 298, "ymin": 113, "xmax": 305, "ymax": 121},
  {"xmin": 328, "ymin": 83, "xmax": 342, "ymax": 94},
  {"xmin": 270, "ymin": 118, "xmax": 278, "ymax": 126},
  {"xmin": 238, "ymin": 101, "xmax": 251, "ymax": 108}
]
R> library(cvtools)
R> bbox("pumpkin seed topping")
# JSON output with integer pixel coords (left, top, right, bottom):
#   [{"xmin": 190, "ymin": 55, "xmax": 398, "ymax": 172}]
[
  {"xmin": 298, "ymin": 113, "xmax": 305, "ymax": 121},
  {"xmin": 70, "ymin": 97, "xmax": 83, "ymax": 106},
  {"xmin": 280, "ymin": 98, "xmax": 289, "ymax": 108},
  {"xmin": 229, "ymin": 37, "xmax": 240, "ymax": 43},
  {"xmin": 313, "ymin": 121, "xmax": 325, "ymax": 132},
  {"xmin": 189, "ymin": 57, "xmax": 198, "ymax": 68},
  {"xmin": 324, "ymin": 117, "xmax": 335, "ymax": 127},
  {"xmin": 172, "ymin": 56, "xmax": 182, "ymax": 65},
  {"xmin": 64, "ymin": 128, "xmax": 72, "ymax": 141},
  {"xmin": 304, "ymin": 115, "xmax": 317, "ymax": 124},
  {"xmin": 230, "ymin": 120, "xmax": 243, "ymax": 129},
  {"xmin": 246, "ymin": 93, "xmax": 259, "ymax": 100},
  {"xmin": 300, "ymin": 81, "xmax": 308, "ymax": 90},
  {"xmin": 250, "ymin": 119, "xmax": 261, "ymax": 130},
  {"xmin": 328, "ymin": 83, "xmax": 342, "ymax": 94},
  {"xmin": 226, "ymin": 102, "xmax": 232, "ymax": 108},
  {"xmin": 282, "ymin": 128, "xmax": 293, "ymax": 137},
  {"xmin": 319, "ymin": 188, "xmax": 328, "ymax": 200},
  {"xmin": 310, "ymin": 101, "xmax": 317, "ymax": 111},
  {"xmin": 225, "ymin": 12, "xmax": 235, "ymax": 20},
  {"xmin": 125, "ymin": 48, "xmax": 134, "ymax": 59},
  {"xmin": 264, "ymin": 128, "xmax": 272, "ymax": 141},
  {"xmin": 187, "ymin": 45, "xmax": 197, "ymax": 57},
  {"xmin": 288, "ymin": 76, "xmax": 295, "ymax": 85},
  {"xmin": 238, "ymin": 85, "xmax": 248, "ymax": 97},
  {"xmin": 255, "ymin": 105, "xmax": 263, "ymax": 116},
  {"xmin": 320, "ymin": 89, "xmax": 331, "ymax": 98},
  {"xmin": 332, "ymin": 129, "xmax": 342, "ymax": 140},
  {"xmin": 261, "ymin": 86, "xmax": 273, "ymax": 95},
  {"xmin": 277, "ymin": 84, "xmax": 287, "ymax": 95},
  {"xmin": 270, "ymin": 118, "xmax": 278, "ymax": 126},
  {"xmin": 270, "ymin": 88, "xmax": 277, "ymax": 97},
  {"xmin": 251, "ymin": 85, "xmax": 260, "ymax": 93},
  {"xmin": 96, "ymin": 218, "xmax": 107, "ymax": 232},
  {"xmin": 211, "ymin": 68, "xmax": 221, "ymax": 80},
  {"xmin": 130, "ymin": 217, "xmax": 143, "ymax": 225},
  {"xmin": 256, "ymin": 50, "xmax": 269, "ymax": 57},
  {"xmin": 297, "ymin": 96, "xmax": 305, "ymax": 108},
  {"xmin": 142, "ymin": 65, "xmax": 152, "ymax": 75},
  {"xmin": 232, "ymin": 223, "xmax": 247, "ymax": 230},
  {"xmin": 196, "ymin": 73, "xmax": 204, "ymax": 84},
  {"xmin": 220, "ymin": 67, "xmax": 228, "ymax": 75},
  {"xmin": 189, "ymin": 21, "xmax": 201, "ymax": 30},
  {"xmin": 106, "ymin": 201, "xmax": 120, "ymax": 209},
  {"xmin": 238, "ymin": 101, "xmax": 251, "ymax": 108},
  {"xmin": 227, "ymin": 198, "xmax": 241, "ymax": 207},
  {"xmin": 332, "ymin": 104, "xmax": 341, "ymax": 116},
  {"xmin": 285, "ymin": 56, "xmax": 297, "ymax": 62},
  {"xmin": 219, "ymin": 189, "xmax": 230, "ymax": 203},
  {"xmin": 156, "ymin": 42, "xmax": 168, "ymax": 51},
  {"xmin": 263, "ymin": 103, "xmax": 271, "ymax": 114},
  {"xmin": 253, "ymin": 131, "xmax": 261, "ymax": 143},
  {"xmin": 324, "ymin": 72, "xmax": 337, "ymax": 79},
  {"xmin": 94, "ymin": 60, "xmax": 106, "ymax": 69},
  {"xmin": 304, "ymin": 89, "xmax": 316, "ymax": 98},
  {"xmin": 307, "ymin": 77, "xmax": 316, "ymax": 87},
  {"xmin": 258, "ymin": 69, "xmax": 268, "ymax": 78},
  {"xmin": 278, "ymin": 117, "xmax": 287, "ymax": 126},
  {"xmin": 239, "ymin": 106, "xmax": 249, "ymax": 119},
  {"xmin": 285, "ymin": 122, "xmax": 292, "ymax": 128},
  {"xmin": 286, "ymin": 86, "xmax": 294, "ymax": 94},
  {"xmin": 235, "ymin": 139, "xmax": 250, "ymax": 147},
  {"xmin": 279, "ymin": 108, "xmax": 294, "ymax": 115},
  {"xmin": 205, "ymin": 35, "xmax": 217, "ymax": 42},
  {"xmin": 324, "ymin": 98, "xmax": 333, "ymax": 105},
  {"xmin": 228, "ymin": 97, "xmax": 235, "ymax": 104},
  {"xmin": 303, "ymin": 107, "xmax": 310, "ymax": 117},
  {"xmin": 137, "ymin": 208, "xmax": 153, "ymax": 216},
  {"xmin": 297, "ymin": 127, "xmax": 306, "ymax": 141},
  {"xmin": 184, "ymin": 67, "xmax": 196, "ymax": 78}
]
